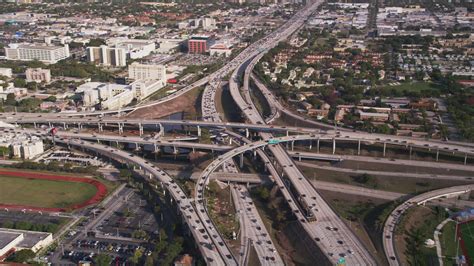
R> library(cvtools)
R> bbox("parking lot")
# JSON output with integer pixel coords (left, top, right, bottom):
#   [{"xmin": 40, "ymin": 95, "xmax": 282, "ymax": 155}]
[{"xmin": 93, "ymin": 192, "xmax": 159, "ymax": 239}]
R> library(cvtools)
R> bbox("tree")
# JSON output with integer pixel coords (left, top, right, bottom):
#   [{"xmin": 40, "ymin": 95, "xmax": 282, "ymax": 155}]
[
  {"xmin": 5, "ymin": 93, "xmax": 16, "ymax": 106},
  {"xmin": 88, "ymin": 38, "xmax": 106, "ymax": 47},
  {"xmin": 8, "ymin": 250, "xmax": 35, "ymax": 263},
  {"xmin": 95, "ymin": 254, "xmax": 112, "ymax": 266},
  {"xmin": 44, "ymin": 96, "xmax": 57, "ymax": 102},
  {"xmin": 129, "ymin": 249, "xmax": 143, "ymax": 265},
  {"xmin": 13, "ymin": 78, "xmax": 26, "ymax": 88}
]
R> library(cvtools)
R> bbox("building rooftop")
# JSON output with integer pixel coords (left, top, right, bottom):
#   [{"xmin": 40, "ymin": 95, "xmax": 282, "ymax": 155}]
[{"xmin": 0, "ymin": 232, "xmax": 21, "ymax": 250}]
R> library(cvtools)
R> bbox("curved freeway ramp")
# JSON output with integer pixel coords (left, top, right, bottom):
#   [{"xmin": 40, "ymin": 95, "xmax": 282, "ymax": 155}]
[{"xmin": 383, "ymin": 185, "xmax": 474, "ymax": 265}]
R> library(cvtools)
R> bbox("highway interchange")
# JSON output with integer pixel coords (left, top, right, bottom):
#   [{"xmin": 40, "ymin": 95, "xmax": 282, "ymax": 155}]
[{"xmin": 1, "ymin": 0, "xmax": 474, "ymax": 265}]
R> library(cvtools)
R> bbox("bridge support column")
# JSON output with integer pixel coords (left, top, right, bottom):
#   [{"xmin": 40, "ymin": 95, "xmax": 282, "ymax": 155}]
[
  {"xmin": 291, "ymin": 141, "xmax": 294, "ymax": 151},
  {"xmin": 63, "ymin": 122, "xmax": 67, "ymax": 129},
  {"xmin": 253, "ymin": 150, "xmax": 257, "ymax": 158},
  {"xmin": 139, "ymin": 123, "xmax": 143, "ymax": 136},
  {"xmin": 173, "ymin": 146, "xmax": 178, "ymax": 155},
  {"xmin": 229, "ymin": 138, "xmax": 232, "ymax": 145},
  {"xmin": 98, "ymin": 123, "xmax": 103, "ymax": 132},
  {"xmin": 409, "ymin": 146, "xmax": 412, "ymax": 160},
  {"xmin": 332, "ymin": 138, "xmax": 336, "ymax": 155},
  {"xmin": 33, "ymin": 122, "xmax": 36, "ymax": 128},
  {"xmin": 197, "ymin": 126, "xmax": 201, "ymax": 137},
  {"xmin": 436, "ymin": 149, "xmax": 439, "ymax": 161},
  {"xmin": 245, "ymin": 128, "xmax": 249, "ymax": 138},
  {"xmin": 48, "ymin": 122, "xmax": 51, "ymax": 128},
  {"xmin": 286, "ymin": 130, "xmax": 289, "ymax": 137},
  {"xmin": 383, "ymin": 142, "xmax": 386, "ymax": 157},
  {"xmin": 464, "ymin": 154, "xmax": 468, "ymax": 165},
  {"xmin": 135, "ymin": 143, "xmax": 139, "ymax": 151},
  {"xmin": 78, "ymin": 123, "xmax": 82, "ymax": 131},
  {"xmin": 118, "ymin": 123, "xmax": 123, "ymax": 135},
  {"xmin": 357, "ymin": 139, "xmax": 361, "ymax": 155},
  {"xmin": 159, "ymin": 123, "xmax": 164, "ymax": 137},
  {"xmin": 309, "ymin": 140, "xmax": 312, "ymax": 150},
  {"xmin": 317, "ymin": 138, "xmax": 320, "ymax": 153},
  {"xmin": 240, "ymin": 153, "xmax": 244, "ymax": 168},
  {"xmin": 298, "ymin": 156, "xmax": 301, "ymax": 162}
]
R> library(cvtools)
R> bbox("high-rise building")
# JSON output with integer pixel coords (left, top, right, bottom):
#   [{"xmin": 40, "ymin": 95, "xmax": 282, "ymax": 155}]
[
  {"xmin": 86, "ymin": 45, "xmax": 127, "ymax": 67},
  {"xmin": 5, "ymin": 43, "xmax": 70, "ymax": 64},
  {"xmin": 25, "ymin": 68, "xmax": 51, "ymax": 83},
  {"xmin": 128, "ymin": 62, "xmax": 166, "ymax": 82}
]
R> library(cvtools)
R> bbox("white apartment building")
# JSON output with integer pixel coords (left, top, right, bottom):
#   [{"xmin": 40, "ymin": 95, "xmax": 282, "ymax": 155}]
[
  {"xmin": 86, "ymin": 46, "xmax": 127, "ymax": 67},
  {"xmin": 128, "ymin": 62, "xmax": 167, "ymax": 81},
  {"xmin": 77, "ymin": 82, "xmax": 129, "ymax": 107},
  {"xmin": 131, "ymin": 79, "xmax": 165, "ymax": 100},
  {"xmin": 101, "ymin": 88, "xmax": 134, "ymax": 110},
  {"xmin": 0, "ymin": 133, "xmax": 44, "ymax": 159},
  {"xmin": 77, "ymin": 80, "xmax": 165, "ymax": 110},
  {"xmin": 5, "ymin": 43, "xmax": 70, "ymax": 64},
  {"xmin": 0, "ymin": 68, "xmax": 13, "ymax": 78},
  {"xmin": 25, "ymin": 68, "xmax": 51, "ymax": 83}
]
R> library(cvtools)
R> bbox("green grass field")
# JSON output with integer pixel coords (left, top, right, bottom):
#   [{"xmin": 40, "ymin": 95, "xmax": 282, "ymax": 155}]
[
  {"xmin": 0, "ymin": 175, "xmax": 97, "ymax": 208},
  {"xmin": 460, "ymin": 221, "xmax": 474, "ymax": 261}
]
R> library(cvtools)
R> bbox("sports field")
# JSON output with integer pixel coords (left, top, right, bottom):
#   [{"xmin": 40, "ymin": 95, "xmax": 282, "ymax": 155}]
[
  {"xmin": 0, "ymin": 170, "xmax": 107, "ymax": 212},
  {"xmin": 460, "ymin": 221, "xmax": 474, "ymax": 262}
]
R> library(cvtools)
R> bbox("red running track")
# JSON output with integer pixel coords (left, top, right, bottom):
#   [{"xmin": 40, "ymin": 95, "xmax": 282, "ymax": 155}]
[
  {"xmin": 0, "ymin": 170, "xmax": 107, "ymax": 212},
  {"xmin": 457, "ymin": 221, "xmax": 472, "ymax": 265}
]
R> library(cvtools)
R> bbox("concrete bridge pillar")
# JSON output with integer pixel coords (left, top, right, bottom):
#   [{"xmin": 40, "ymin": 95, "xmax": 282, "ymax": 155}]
[
  {"xmin": 409, "ymin": 146, "xmax": 412, "ymax": 160},
  {"xmin": 240, "ymin": 153, "xmax": 244, "ymax": 168},
  {"xmin": 135, "ymin": 143, "xmax": 139, "ymax": 151},
  {"xmin": 63, "ymin": 122, "xmax": 67, "ymax": 129},
  {"xmin": 383, "ymin": 142, "xmax": 387, "ymax": 157},
  {"xmin": 49, "ymin": 122, "xmax": 52, "ymax": 128},
  {"xmin": 78, "ymin": 123, "xmax": 82, "ymax": 131},
  {"xmin": 98, "ymin": 123, "xmax": 103, "ymax": 132},
  {"xmin": 245, "ymin": 128, "xmax": 249, "ymax": 138},
  {"xmin": 197, "ymin": 126, "xmax": 201, "ymax": 137},
  {"xmin": 286, "ymin": 130, "xmax": 289, "ymax": 137},
  {"xmin": 298, "ymin": 156, "xmax": 301, "ymax": 161},
  {"xmin": 173, "ymin": 146, "xmax": 178, "ymax": 155},
  {"xmin": 139, "ymin": 123, "xmax": 143, "ymax": 136},
  {"xmin": 436, "ymin": 149, "xmax": 439, "ymax": 162},
  {"xmin": 357, "ymin": 139, "xmax": 361, "ymax": 155},
  {"xmin": 332, "ymin": 138, "xmax": 336, "ymax": 155},
  {"xmin": 309, "ymin": 140, "xmax": 312, "ymax": 150},
  {"xmin": 33, "ymin": 122, "xmax": 37, "ymax": 128},
  {"xmin": 253, "ymin": 150, "xmax": 257, "ymax": 158},
  {"xmin": 229, "ymin": 138, "xmax": 233, "ymax": 145},
  {"xmin": 464, "ymin": 154, "xmax": 468, "ymax": 165},
  {"xmin": 317, "ymin": 138, "xmax": 320, "ymax": 153},
  {"xmin": 291, "ymin": 141, "xmax": 294, "ymax": 151},
  {"xmin": 118, "ymin": 123, "xmax": 123, "ymax": 135}
]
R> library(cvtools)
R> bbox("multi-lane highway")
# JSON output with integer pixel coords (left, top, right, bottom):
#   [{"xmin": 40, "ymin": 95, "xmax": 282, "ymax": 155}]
[
  {"xmin": 46, "ymin": 137, "xmax": 228, "ymax": 265},
  {"xmin": 5, "ymin": 115, "xmax": 474, "ymax": 157}
]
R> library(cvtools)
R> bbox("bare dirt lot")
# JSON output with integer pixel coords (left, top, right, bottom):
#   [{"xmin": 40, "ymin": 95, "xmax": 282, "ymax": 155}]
[{"xmin": 126, "ymin": 88, "xmax": 203, "ymax": 119}]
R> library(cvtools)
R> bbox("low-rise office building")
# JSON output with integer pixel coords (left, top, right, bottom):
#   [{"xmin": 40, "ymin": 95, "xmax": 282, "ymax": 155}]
[
  {"xmin": 5, "ymin": 43, "xmax": 70, "ymax": 64},
  {"xmin": 25, "ymin": 68, "xmax": 51, "ymax": 83},
  {"xmin": 0, "ymin": 68, "xmax": 13, "ymax": 78}
]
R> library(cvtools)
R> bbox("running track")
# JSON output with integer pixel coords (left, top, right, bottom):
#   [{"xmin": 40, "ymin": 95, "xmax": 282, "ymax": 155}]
[{"xmin": 0, "ymin": 170, "xmax": 107, "ymax": 212}]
